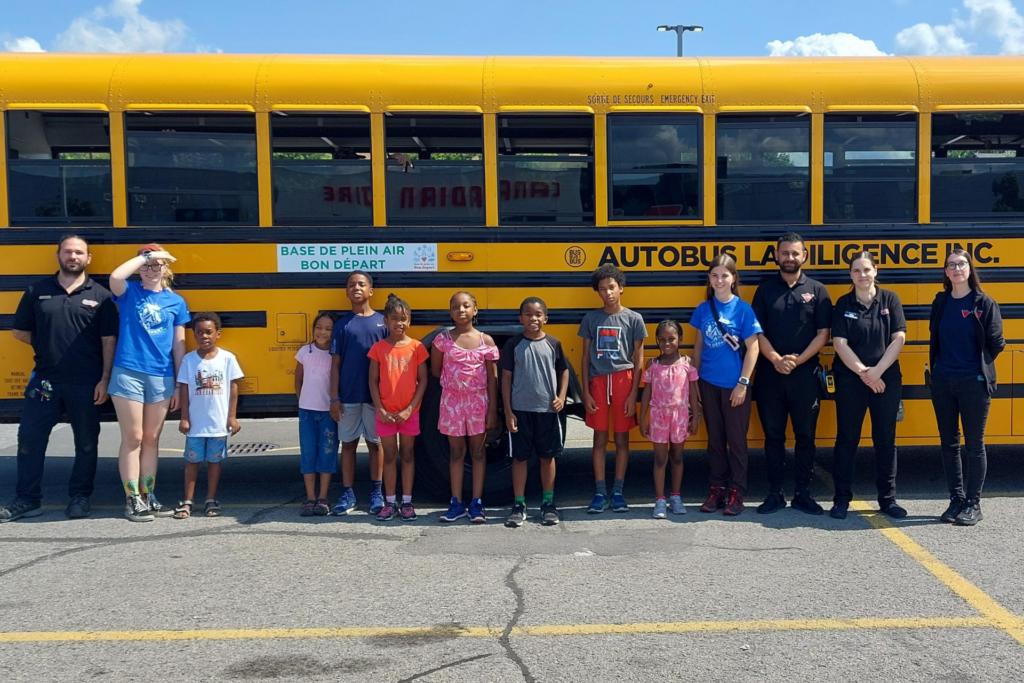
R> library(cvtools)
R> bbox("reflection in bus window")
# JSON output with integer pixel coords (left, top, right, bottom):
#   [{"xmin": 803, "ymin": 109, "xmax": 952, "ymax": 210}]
[
  {"xmin": 932, "ymin": 113, "xmax": 1024, "ymax": 221},
  {"xmin": 6, "ymin": 111, "xmax": 112, "ymax": 226},
  {"xmin": 824, "ymin": 114, "xmax": 917, "ymax": 223},
  {"xmin": 125, "ymin": 113, "xmax": 258, "ymax": 226},
  {"xmin": 608, "ymin": 115, "xmax": 700, "ymax": 220},
  {"xmin": 497, "ymin": 115, "xmax": 594, "ymax": 225},
  {"xmin": 716, "ymin": 115, "xmax": 810, "ymax": 224},
  {"xmin": 271, "ymin": 113, "xmax": 372, "ymax": 226},
  {"xmin": 384, "ymin": 114, "xmax": 484, "ymax": 226}
]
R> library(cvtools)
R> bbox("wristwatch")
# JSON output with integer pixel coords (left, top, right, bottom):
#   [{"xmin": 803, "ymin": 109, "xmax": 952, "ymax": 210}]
[
  {"xmin": 737, "ymin": 377, "xmax": 751, "ymax": 387},
  {"xmin": 142, "ymin": 251, "xmax": 152, "ymax": 262}
]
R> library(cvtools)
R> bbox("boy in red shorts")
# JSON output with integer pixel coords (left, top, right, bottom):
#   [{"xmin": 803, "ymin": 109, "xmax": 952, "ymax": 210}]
[{"xmin": 578, "ymin": 264, "xmax": 648, "ymax": 513}]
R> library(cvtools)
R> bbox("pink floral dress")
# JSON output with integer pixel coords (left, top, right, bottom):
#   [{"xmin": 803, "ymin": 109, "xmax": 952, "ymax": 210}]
[
  {"xmin": 642, "ymin": 358, "xmax": 700, "ymax": 444},
  {"xmin": 432, "ymin": 331, "xmax": 500, "ymax": 436}
]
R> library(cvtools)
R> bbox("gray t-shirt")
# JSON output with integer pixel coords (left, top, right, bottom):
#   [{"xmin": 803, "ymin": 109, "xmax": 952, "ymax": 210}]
[
  {"xmin": 577, "ymin": 307, "xmax": 648, "ymax": 378},
  {"xmin": 499, "ymin": 334, "xmax": 569, "ymax": 413}
]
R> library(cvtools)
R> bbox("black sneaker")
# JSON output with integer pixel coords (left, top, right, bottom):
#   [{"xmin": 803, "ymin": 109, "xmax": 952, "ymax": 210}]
[
  {"xmin": 0, "ymin": 499, "xmax": 43, "ymax": 523},
  {"xmin": 955, "ymin": 499, "xmax": 983, "ymax": 526},
  {"xmin": 505, "ymin": 502, "xmax": 527, "ymax": 528},
  {"xmin": 65, "ymin": 495, "xmax": 91, "ymax": 519},
  {"xmin": 791, "ymin": 491, "xmax": 824, "ymax": 516},
  {"xmin": 124, "ymin": 495, "xmax": 154, "ymax": 522},
  {"xmin": 540, "ymin": 502, "xmax": 559, "ymax": 526},
  {"xmin": 880, "ymin": 499, "xmax": 908, "ymax": 519},
  {"xmin": 830, "ymin": 502, "xmax": 849, "ymax": 519},
  {"xmin": 940, "ymin": 496, "xmax": 965, "ymax": 523},
  {"xmin": 756, "ymin": 492, "xmax": 787, "ymax": 515}
]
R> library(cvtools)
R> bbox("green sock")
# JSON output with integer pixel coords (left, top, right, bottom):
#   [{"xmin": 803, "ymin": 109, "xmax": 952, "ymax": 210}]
[
  {"xmin": 123, "ymin": 479, "xmax": 140, "ymax": 497},
  {"xmin": 542, "ymin": 491, "xmax": 554, "ymax": 505},
  {"xmin": 140, "ymin": 475, "xmax": 155, "ymax": 495},
  {"xmin": 515, "ymin": 496, "xmax": 526, "ymax": 506}
]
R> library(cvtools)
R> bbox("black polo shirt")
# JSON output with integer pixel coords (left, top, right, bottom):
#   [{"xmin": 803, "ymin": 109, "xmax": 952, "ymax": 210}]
[
  {"xmin": 12, "ymin": 274, "xmax": 119, "ymax": 385},
  {"xmin": 751, "ymin": 272, "xmax": 832, "ymax": 368},
  {"xmin": 831, "ymin": 287, "xmax": 907, "ymax": 378}
]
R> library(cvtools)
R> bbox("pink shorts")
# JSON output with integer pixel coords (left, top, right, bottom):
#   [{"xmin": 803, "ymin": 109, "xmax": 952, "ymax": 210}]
[
  {"xmin": 375, "ymin": 411, "xmax": 420, "ymax": 438},
  {"xmin": 439, "ymin": 388, "xmax": 488, "ymax": 437},
  {"xmin": 648, "ymin": 405, "xmax": 690, "ymax": 445}
]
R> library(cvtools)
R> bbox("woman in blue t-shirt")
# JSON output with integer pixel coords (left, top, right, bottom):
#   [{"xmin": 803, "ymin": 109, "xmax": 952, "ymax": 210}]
[
  {"xmin": 109, "ymin": 244, "xmax": 191, "ymax": 522},
  {"xmin": 689, "ymin": 253, "xmax": 761, "ymax": 516}
]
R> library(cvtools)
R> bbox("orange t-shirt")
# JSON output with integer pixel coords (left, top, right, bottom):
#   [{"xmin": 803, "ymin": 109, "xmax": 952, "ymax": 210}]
[{"xmin": 367, "ymin": 338, "xmax": 429, "ymax": 413}]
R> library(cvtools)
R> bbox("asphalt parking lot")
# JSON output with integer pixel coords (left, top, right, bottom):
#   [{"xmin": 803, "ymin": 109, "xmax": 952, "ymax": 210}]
[{"xmin": 1, "ymin": 419, "xmax": 1023, "ymax": 682}]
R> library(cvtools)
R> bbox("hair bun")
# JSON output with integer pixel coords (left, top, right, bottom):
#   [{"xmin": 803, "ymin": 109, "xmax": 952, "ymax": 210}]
[{"xmin": 387, "ymin": 293, "xmax": 397, "ymax": 300}]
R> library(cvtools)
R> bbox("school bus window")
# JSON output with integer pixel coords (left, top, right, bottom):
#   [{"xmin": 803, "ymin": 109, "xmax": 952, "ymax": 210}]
[
  {"xmin": 384, "ymin": 114, "xmax": 484, "ymax": 226},
  {"xmin": 497, "ymin": 114, "xmax": 594, "ymax": 225},
  {"xmin": 6, "ymin": 111, "xmax": 113, "ymax": 226},
  {"xmin": 931, "ymin": 112, "xmax": 1024, "ymax": 221},
  {"xmin": 125, "ymin": 112, "xmax": 258, "ymax": 226},
  {"xmin": 608, "ymin": 114, "xmax": 700, "ymax": 220},
  {"xmin": 716, "ymin": 115, "xmax": 810, "ymax": 224},
  {"xmin": 824, "ymin": 114, "xmax": 917, "ymax": 223},
  {"xmin": 271, "ymin": 113, "xmax": 372, "ymax": 226}
]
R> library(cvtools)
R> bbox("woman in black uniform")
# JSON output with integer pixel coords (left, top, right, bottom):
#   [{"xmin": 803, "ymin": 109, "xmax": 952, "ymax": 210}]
[{"xmin": 829, "ymin": 252, "xmax": 907, "ymax": 520}]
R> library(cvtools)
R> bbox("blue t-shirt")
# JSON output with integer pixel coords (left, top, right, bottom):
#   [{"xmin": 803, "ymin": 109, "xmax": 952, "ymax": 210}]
[
  {"xmin": 688, "ymin": 296, "xmax": 762, "ymax": 390},
  {"xmin": 330, "ymin": 311, "xmax": 388, "ymax": 403},
  {"xmin": 112, "ymin": 281, "xmax": 191, "ymax": 377},
  {"xmin": 934, "ymin": 293, "xmax": 983, "ymax": 380}
]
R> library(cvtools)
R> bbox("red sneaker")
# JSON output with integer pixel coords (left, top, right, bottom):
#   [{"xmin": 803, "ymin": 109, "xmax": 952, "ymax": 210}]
[
  {"xmin": 723, "ymin": 489, "xmax": 745, "ymax": 516},
  {"xmin": 700, "ymin": 486, "xmax": 725, "ymax": 513}
]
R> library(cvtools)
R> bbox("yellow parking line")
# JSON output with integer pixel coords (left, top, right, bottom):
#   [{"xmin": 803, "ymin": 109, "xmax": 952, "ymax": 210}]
[
  {"xmin": 0, "ymin": 616, "xmax": 992, "ymax": 644},
  {"xmin": 851, "ymin": 501, "xmax": 1024, "ymax": 647}
]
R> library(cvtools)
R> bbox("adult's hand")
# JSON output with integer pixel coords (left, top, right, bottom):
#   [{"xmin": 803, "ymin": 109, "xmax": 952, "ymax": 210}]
[{"xmin": 93, "ymin": 379, "xmax": 109, "ymax": 405}]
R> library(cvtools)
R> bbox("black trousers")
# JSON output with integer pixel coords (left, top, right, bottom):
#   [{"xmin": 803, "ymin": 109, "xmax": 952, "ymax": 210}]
[
  {"xmin": 755, "ymin": 365, "xmax": 820, "ymax": 494},
  {"xmin": 16, "ymin": 376, "xmax": 101, "ymax": 505},
  {"xmin": 700, "ymin": 379, "xmax": 752, "ymax": 493},
  {"xmin": 832, "ymin": 371, "xmax": 900, "ymax": 505},
  {"xmin": 930, "ymin": 376, "xmax": 991, "ymax": 501}
]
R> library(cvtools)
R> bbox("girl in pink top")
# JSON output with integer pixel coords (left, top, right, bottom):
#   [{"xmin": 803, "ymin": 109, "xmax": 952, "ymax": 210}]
[
  {"xmin": 430, "ymin": 291, "xmax": 499, "ymax": 524},
  {"xmin": 640, "ymin": 320, "xmax": 701, "ymax": 519},
  {"xmin": 294, "ymin": 312, "xmax": 338, "ymax": 517}
]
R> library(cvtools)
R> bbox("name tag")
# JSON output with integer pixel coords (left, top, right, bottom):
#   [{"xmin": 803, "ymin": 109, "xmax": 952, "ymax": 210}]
[
  {"xmin": 881, "ymin": 308, "xmax": 889, "ymax": 316},
  {"xmin": 81, "ymin": 299, "xmax": 98, "ymax": 308},
  {"xmin": 718, "ymin": 317, "xmax": 732, "ymax": 326},
  {"xmin": 38, "ymin": 295, "xmax": 51, "ymax": 300},
  {"xmin": 844, "ymin": 311, "xmax": 858, "ymax": 320}
]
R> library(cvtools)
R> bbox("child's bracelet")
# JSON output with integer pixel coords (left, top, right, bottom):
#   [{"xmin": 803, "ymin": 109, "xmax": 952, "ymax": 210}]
[{"xmin": 330, "ymin": 398, "xmax": 342, "ymax": 403}]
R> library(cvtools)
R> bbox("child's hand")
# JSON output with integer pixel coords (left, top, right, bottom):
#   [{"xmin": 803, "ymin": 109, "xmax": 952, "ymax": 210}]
[
  {"xmin": 378, "ymin": 407, "xmax": 395, "ymax": 424},
  {"xmin": 583, "ymin": 392, "xmax": 598, "ymax": 414},
  {"xmin": 227, "ymin": 417, "xmax": 241, "ymax": 436},
  {"xmin": 551, "ymin": 396, "xmax": 565, "ymax": 412},
  {"xmin": 505, "ymin": 411, "xmax": 518, "ymax": 433},
  {"xmin": 178, "ymin": 418, "xmax": 190, "ymax": 435},
  {"xmin": 689, "ymin": 410, "xmax": 702, "ymax": 434},
  {"xmin": 395, "ymin": 407, "xmax": 413, "ymax": 423},
  {"xmin": 330, "ymin": 402, "xmax": 343, "ymax": 422},
  {"xmin": 638, "ymin": 415, "xmax": 648, "ymax": 438},
  {"xmin": 624, "ymin": 390, "xmax": 638, "ymax": 417},
  {"xmin": 486, "ymin": 409, "xmax": 499, "ymax": 431}
]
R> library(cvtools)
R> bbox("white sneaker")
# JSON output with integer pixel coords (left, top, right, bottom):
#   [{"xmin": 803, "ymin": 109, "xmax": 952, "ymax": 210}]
[
  {"xmin": 653, "ymin": 498, "xmax": 668, "ymax": 519},
  {"xmin": 669, "ymin": 495, "xmax": 687, "ymax": 515}
]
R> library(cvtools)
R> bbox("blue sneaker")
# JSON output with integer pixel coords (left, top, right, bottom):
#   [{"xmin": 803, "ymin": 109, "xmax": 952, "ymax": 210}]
[
  {"xmin": 368, "ymin": 490, "xmax": 384, "ymax": 515},
  {"xmin": 439, "ymin": 497, "xmax": 467, "ymax": 523},
  {"xmin": 468, "ymin": 498, "xmax": 486, "ymax": 524},
  {"xmin": 331, "ymin": 490, "xmax": 356, "ymax": 515},
  {"xmin": 611, "ymin": 492, "xmax": 629, "ymax": 512},
  {"xmin": 588, "ymin": 493, "xmax": 609, "ymax": 514},
  {"xmin": 653, "ymin": 498, "xmax": 667, "ymax": 519}
]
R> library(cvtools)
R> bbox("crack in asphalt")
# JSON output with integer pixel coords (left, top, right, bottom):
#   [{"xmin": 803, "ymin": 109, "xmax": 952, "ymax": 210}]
[
  {"xmin": 696, "ymin": 543, "xmax": 805, "ymax": 552},
  {"xmin": 499, "ymin": 558, "xmax": 537, "ymax": 683},
  {"xmin": 395, "ymin": 653, "xmax": 493, "ymax": 683}
]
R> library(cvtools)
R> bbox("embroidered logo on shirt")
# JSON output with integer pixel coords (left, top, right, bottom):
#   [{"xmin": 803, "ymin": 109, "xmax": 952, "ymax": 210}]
[
  {"xmin": 844, "ymin": 311, "xmax": 858, "ymax": 319},
  {"xmin": 81, "ymin": 299, "xmax": 98, "ymax": 308},
  {"xmin": 962, "ymin": 309, "xmax": 972, "ymax": 318},
  {"xmin": 38, "ymin": 295, "xmax": 51, "ymax": 300},
  {"xmin": 881, "ymin": 308, "xmax": 889, "ymax": 315},
  {"xmin": 801, "ymin": 293, "xmax": 814, "ymax": 303}
]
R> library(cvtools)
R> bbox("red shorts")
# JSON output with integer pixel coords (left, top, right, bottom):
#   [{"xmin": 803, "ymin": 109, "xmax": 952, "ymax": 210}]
[
  {"xmin": 375, "ymin": 411, "xmax": 420, "ymax": 438},
  {"xmin": 585, "ymin": 369, "xmax": 637, "ymax": 433}
]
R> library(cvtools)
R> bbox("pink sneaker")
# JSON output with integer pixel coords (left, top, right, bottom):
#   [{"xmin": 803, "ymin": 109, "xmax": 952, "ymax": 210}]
[
  {"xmin": 377, "ymin": 502, "xmax": 396, "ymax": 521},
  {"xmin": 400, "ymin": 502, "xmax": 417, "ymax": 521}
]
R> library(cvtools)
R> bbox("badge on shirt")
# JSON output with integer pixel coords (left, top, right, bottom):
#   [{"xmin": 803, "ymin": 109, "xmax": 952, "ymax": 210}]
[
  {"xmin": 801, "ymin": 293, "xmax": 814, "ymax": 303},
  {"xmin": 718, "ymin": 316, "xmax": 732, "ymax": 326},
  {"xmin": 962, "ymin": 310, "xmax": 972, "ymax": 318},
  {"xmin": 38, "ymin": 295, "xmax": 51, "ymax": 300},
  {"xmin": 81, "ymin": 299, "xmax": 99, "ymax": 308},
  {"xmin": 881, "ymin": 308, "xmax": 889, "ymax": 316},
  {"xmin": 844, "ymin": 311, "xmax": 858, "ymax": 320}
]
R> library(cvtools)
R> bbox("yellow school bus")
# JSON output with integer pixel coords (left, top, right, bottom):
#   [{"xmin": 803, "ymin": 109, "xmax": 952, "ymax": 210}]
[{"xmin": 1, "ymin": 54, "xmax": 1021, "ymax": 497}]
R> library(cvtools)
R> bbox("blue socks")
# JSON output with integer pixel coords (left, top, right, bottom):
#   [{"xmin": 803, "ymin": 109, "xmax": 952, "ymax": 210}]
[
  {"xmin": 595, "ymin": 480, "xmax": 607, "ymax": 497},
  {"xmin": 371, "ymin": 480, "xmax": 382, "ymax": 495}
]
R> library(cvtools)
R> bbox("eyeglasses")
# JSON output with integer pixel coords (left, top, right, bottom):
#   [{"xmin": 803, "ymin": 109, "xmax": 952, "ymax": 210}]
[
  {"xmin": 139, "ymin": 263, "xmax": 165, "ymax": 271},
  {"xmin": 945, "ymin": 261, "xmax": 969, "ymax": 271}
]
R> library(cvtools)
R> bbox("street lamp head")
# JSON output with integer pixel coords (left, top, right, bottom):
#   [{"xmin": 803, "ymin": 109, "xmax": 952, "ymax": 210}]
[
  {"xmin": 657, "ymin": 25, "xmax": 672, "ymax": 32},
  {"xmin": 688, "ymin": 25, "xmax": 704, "ymax": 33}
]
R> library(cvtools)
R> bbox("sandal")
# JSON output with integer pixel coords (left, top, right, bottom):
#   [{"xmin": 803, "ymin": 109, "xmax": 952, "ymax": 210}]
[
  {"xmin": 204, "ymin": 499, "xmax": 221, "ymax": 517},
  {"xmin": 173, "ymin": 500, "xmax": 193, "ymax": 519}
]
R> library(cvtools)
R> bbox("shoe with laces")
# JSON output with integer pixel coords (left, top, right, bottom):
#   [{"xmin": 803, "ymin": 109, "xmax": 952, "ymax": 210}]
[
  {"xmin": 540, "ymin": 503, "xmax": 559, "ymax": 526},
  {"xmin": 145, "ymin": 492, "xmax": 174, "ymax": 518},
  {"xmin": 400, "ymin": 502, "xmax": 417, "ymax": 521},
  {"xmin": 652, "ymin": 498, "xmax": 668, "ymax": 519},
  {"xmin": 611, "ymin": 492, "xmax": 629, "ymax": 512},
  {"xmin": 65, "ymin": 495, "xmax": 91, "ymax": 519},
  {"xmin": 880, "ymin": 499, "xmax": 907, "ymax": 519},
  {"xmin": 940, "ymin": 496, "xmax": 965, "ymax": 524},
  {"xmin": 313, "ymin": 499, "xmax": 330, "ymax": 516},
  {"xmin": 505, "ymin": 502, "xmax": 527, "ymax": 528},
  {"xmin": 439, "ymin": 497, "xmax": 467, "ymax": 522},
  {"xmin": 700, "ymin": 486, "xmax": 726, "ymax": 513},
  {"xmin": 299, "ymin": 500, "xmax": 316, "ymax": 517},
  {"xmin": 830, "ymin": 502, "xmax": 849, "ymax": 519},
  {"xmin": 331, "ymin": 490, "xmax": 356, "ymax": 515},
  {"xmin": 469, "ymin": 498, "xmax": 486, "ymax": 524},
  {"xmin": 377, "ymin": 502, "xmax": 396, "ymax": 521},
  {"xmin": 587, "ymin": 493, "xmax": 609, "ymax": 514},
  {"xmin": 369, "ymin": 490, "xmax": 385, "ymax": 515},
  {"xmin": 0, "ymin": 498, "xmax": 43, "ymax": 523},
  {"xmin": 757, "ymin": 492, "xmax": 787, "ymax": 515},
  {"xmin": 955, "ymin": 499, "xmax": 983, "ymax": 526},
  {"xmin": 791, "ymin": 491, "xmax": 824, "ymax": 516},
  {"xmin": 722, "ymin": 489, "xmax": 745, "ymax": 516},
  {"xmin": 669, "ymin": 495, "xmax": 687, "ymax": 515},
  {"xmin": 124, "ymin": 495, "xmax": 154, "ymax": 522}
]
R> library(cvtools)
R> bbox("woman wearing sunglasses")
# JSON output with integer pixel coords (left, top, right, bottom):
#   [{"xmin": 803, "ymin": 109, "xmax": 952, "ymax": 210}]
[{"xmin": 929, "ymin": 248, "xmax": 1004, "ymax": 526}]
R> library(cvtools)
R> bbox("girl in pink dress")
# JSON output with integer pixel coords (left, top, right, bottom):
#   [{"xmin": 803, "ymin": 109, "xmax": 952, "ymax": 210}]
[
  {"xmin": 430, "ymin": 291, "xmax": 499, "ymax": 524},
  {"xmin": 639, "ymin": 320, "xmax": 701, "ymax": 519}
]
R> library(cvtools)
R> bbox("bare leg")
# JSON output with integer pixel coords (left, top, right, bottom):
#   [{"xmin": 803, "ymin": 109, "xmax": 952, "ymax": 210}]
[
  {"xmin": 591, "ymin": 430, "xmax": 609, "ymax": 483},
  {"xmin": 340, "ymin": 440, "xmax": 358, "ymax": 488},
  {"xmin": 468, "ymin": 432, "xmax": 488, "ymax": 500},
  {"xmin": 613, "ymin": 431, "xmax": 631, "ymax": 482},
  {"xmin": 183, "ymin": 461, "xmax": 200, "ymax": 502},
  {"xmin": 448, "ymin": 435, "xmax": 467, "ymax": 500},
  {"xmin": 669, "ymin": 442, "xmax": 685, "ymax": 493},
  {"xmin": 367, "ymin": 441, "xmax": 383, "ymax": 481},
  {"xmin": 139, "ymin": 399, "xmax": 170, "ymax": 493},
  {"xmin": 381, "ymin": 435, "xmax": 399, "ymax": 497},
  {"xmin": 539, "ymin": 457, "xmax": 556, "ymax": 493},
  {"xmin": 303, "ymin": 473, "xmax": 316, "ymax": 500},
  {"xmin": 399, "ymin": 435, "xmax": 416, "ymax": 498},
  {"xmin": 112, "ymin": 396, "xmax": 144, "ymax": 495},
  {"xmin": 318, "ymin": 473, "xmax": 332, "ymax": 500},
  {"xmin": 653, "ymin": 443, "xmax": 669, "ymax": 498},
  {"xmin": 206, "ymin": 461, "xmax": 222, "ymax": 500},
  {"xmin": 512, "ymin": 459, "xmax": 528, "ymax": 499}
]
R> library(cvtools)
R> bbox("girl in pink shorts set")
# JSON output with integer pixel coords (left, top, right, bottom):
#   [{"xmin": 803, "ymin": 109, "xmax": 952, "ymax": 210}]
[{"xmin": 431, "ymin": 292, "xmax": 499, "ymax": 524}]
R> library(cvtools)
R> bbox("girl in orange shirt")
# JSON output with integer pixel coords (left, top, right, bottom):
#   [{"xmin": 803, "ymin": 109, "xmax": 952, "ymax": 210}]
[{"xmin": 368, "ymin": 294, "xmax": 429, "ymax": 522}]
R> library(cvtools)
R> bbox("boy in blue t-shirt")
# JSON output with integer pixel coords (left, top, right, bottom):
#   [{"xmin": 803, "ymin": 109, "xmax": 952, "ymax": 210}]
[{"xmin": 329, "ymin": 271, "xmax": 388, "ymax": 514}]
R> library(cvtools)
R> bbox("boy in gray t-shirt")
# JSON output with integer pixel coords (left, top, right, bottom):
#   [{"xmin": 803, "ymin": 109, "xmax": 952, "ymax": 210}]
[{"xmin": 577, "ymin": 264, "xmax": 648, "ymax": 514}]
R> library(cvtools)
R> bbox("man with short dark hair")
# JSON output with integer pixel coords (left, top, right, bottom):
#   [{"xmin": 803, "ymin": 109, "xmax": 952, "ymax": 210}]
[
  {"xmin": 0, "ymin": 235, "xmax": 118, "ymax": 522},
  {"xmin": 752, "ymin": 232, "xmax": 832, "ymax": 515}
]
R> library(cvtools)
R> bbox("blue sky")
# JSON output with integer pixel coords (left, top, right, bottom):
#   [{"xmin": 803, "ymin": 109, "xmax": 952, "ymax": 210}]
[{"xmin": 3, "ymin": 0, "xmax": 1023, "ymax": 56}]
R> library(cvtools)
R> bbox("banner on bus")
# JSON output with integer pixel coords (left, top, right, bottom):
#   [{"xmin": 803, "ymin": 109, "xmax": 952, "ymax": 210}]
[{"xmin": 277, "ymin": 243, "xmax": 438, "ymax": 272}]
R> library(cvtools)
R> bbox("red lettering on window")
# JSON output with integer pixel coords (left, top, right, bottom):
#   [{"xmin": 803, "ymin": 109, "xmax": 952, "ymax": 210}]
[
  {"xmin": 439, "ymin": 186, "xmax": 447, "ymax": 207},
  {"xmin": 361, "ymin": 186, "xmax": 373, "ymax": 206},
  {"xmin": 323, "ymin": 186, "xmax": 335, "ymax": 202},
  {"xmin": 514, "ymin": 180, "xmax": 527, "ymax": 199},
  {"xmin": 552, "ymin": 182, "xmax": 561, "ymax": 197},
  {"xmin": 421, "ymin": 186, "xmax": 437, "ymax": 208},
  {"xmin": 452, "ymin": 186, "xmax": 466, "ymax": 206},
  {"xmin": 470, "ymin": 186, "xmax": 483, "ymax": 208},
  {"xmin": 530, "ymin": 182, "xmax": 549, "ymax": 198},
  {"xmin": 400, "ymin": 187, "xmax": 415, "ymax": 208},
  {"xmin": 499, "ymin": 179, "xmax": 511, "ymax": 201}
]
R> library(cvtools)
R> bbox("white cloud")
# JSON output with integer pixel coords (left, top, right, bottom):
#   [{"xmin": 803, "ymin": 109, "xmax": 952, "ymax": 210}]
[
  {"xmin": 4, "ymin": 37, "xmax": 45, "ymax": 52},
  {"xmin": 894, "ymin": 0, "xmax": 1024, "ymax": 55},
  {"xmin": 54, "ymin": 0, "xmax": 188, "ymax": 52},
  {"xmin": 894, "ymin": 22, "xmax": 972, "ymax": 55},
  {"xmin": 767, "ymin": 32, "xmax": 888, "ymax": 57},
  {"xmin": 964, "ymin": 0, "xmax": 1024, "ymax": 53}
]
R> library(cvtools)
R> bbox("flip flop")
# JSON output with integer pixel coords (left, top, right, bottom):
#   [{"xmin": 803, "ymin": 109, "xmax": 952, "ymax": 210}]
[
  {"xmin": 173, "ymin": 500, "xmax": 193, "ymax": 519},
  {"xmin": 204, "ymin": 499, "xmax": 221, "ymax": 517}
]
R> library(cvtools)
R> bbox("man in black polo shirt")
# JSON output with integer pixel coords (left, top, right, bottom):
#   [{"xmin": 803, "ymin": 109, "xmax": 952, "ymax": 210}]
[
  {"xmin": 0, "ymin": 235, "xmax": 118, "ymax": 522},
  {"xmin": 751, "ymin": 232, "xmax": 832, "ymax": 515}
]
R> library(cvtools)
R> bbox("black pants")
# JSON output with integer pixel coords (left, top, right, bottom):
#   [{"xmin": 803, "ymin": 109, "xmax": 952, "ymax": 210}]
[
  {"xmin": 700, "ymin": 379, "xmax": 751, "ymax": 493},
  {"xmin": 755, "ymin": 365, "xmax": 820, "ymax": 494},
  {"xmin": 930, "ymin": 376, "xmax": 991, "ymax": 501},
  {"xmin": 16, "ymin": 377, "xmax": 101, "ymax": 505},
  {"xmin": 832, "ymin": 371, "xmax": 900, "ymax": 505}
]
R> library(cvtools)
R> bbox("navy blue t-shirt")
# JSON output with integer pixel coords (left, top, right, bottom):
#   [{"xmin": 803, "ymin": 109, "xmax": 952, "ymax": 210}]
[
  {"xmin": 330, "ymin": 311, "xmax": 388, "ymax": 403},
  {"xmin": 933, "ymin": 293, "xmax": 982, "ymax": 380}
]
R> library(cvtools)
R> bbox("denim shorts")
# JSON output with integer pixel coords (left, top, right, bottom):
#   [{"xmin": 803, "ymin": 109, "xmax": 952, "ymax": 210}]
[
  {"xmin": 184, "ymin": 436, "xmax": 228, "ymax": 464},
  {"xmin": 299, "ymin": 408, "xmax": 339, "ymax": 474},
  {"xmin": 109, "ymin": 366, "xmax": 176, "ymax": 404}
]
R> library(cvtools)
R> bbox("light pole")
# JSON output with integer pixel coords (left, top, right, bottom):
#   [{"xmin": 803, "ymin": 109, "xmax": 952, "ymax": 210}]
[{"xmin": 657, "ymin": 24, "xmax": 703, "ymax": 57}]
